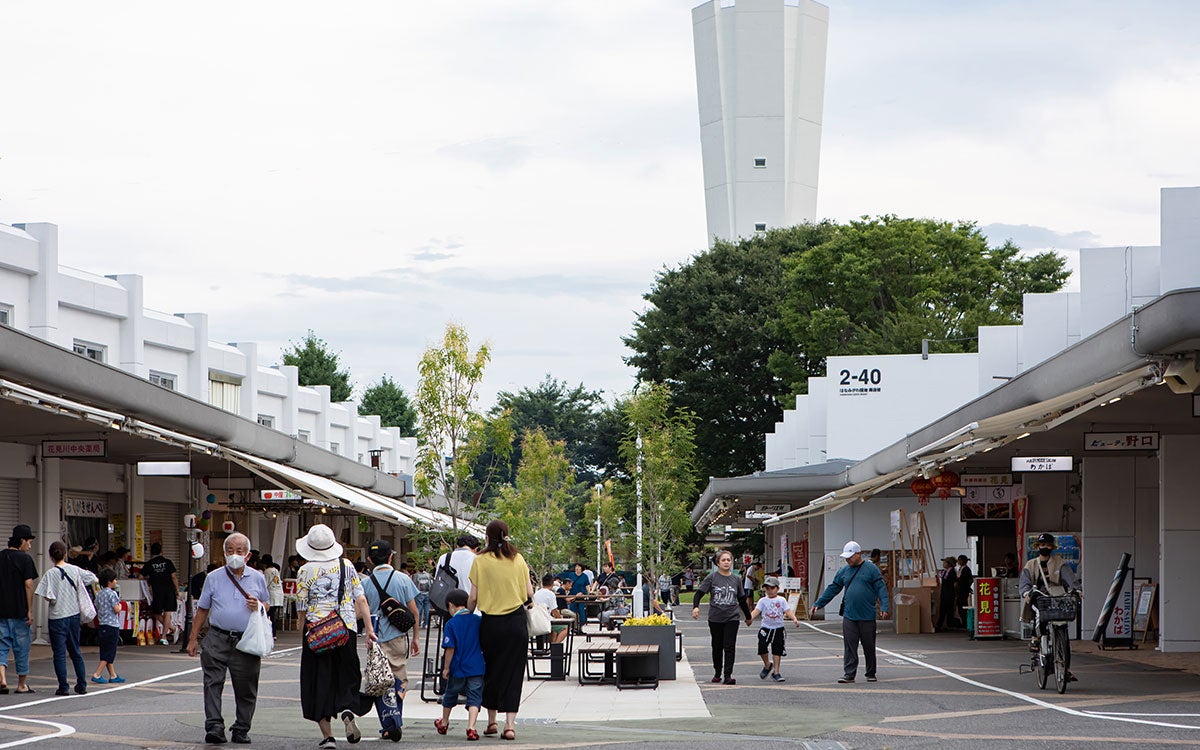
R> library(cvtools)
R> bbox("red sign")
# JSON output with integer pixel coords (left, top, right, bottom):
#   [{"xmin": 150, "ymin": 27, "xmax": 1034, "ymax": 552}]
[
  {"xmin": 974, "ymin": 577, "xmax": 1002, "ymax": 637},
  {"xmin": 790, "ymin": 540, "xmax": 808, "ymax": 583}
]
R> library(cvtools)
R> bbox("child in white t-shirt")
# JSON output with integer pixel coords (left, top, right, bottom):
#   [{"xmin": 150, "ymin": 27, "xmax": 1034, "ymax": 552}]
[{"xmin": 749, "ymin": 577, "xmax": 800, "ymax": 682}]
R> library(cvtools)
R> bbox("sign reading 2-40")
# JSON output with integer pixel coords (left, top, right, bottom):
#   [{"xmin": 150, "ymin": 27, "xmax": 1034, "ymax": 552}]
[{"xmin": 838, "ymin": 367, "xmax": 882, "ymax": 395}]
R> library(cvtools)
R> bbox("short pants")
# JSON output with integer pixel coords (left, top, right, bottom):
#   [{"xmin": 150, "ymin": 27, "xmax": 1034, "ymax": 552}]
[
  {"xmin": 757, "ymin": 626, "xmax": 786, "ymax": 656},
  {"xmin": 98, "ymin": 624, "xmax": 120, "ymax": 663},
  {"xmin": 441, "ymin": 675, "xmax": 483, "ymax": 710}
]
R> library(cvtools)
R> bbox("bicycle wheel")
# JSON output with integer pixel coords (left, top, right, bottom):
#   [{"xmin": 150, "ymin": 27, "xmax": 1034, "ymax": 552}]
[
  {"xmin": 1034, "ymin": 650, "xmax": 1047, "ymax": 690},
  {"xmin": 1053, "ymin": 626, "xmax": 1069, "ymax": 694}
]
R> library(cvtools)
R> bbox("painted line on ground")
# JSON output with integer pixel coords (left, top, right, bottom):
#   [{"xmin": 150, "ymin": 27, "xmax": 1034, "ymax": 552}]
[
  {"xmin": 0, "ymin": 646, "xmax": 301, "ymax": 747},
  {"xmin": 800, "ymin": 621, "xmax": 1200, "ymax": 731}
]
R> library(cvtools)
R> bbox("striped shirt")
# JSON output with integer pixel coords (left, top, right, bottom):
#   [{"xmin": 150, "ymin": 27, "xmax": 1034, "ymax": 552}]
[{"xmin": 34, "ymin": 563, "xmax": 98, "ymax": 619}]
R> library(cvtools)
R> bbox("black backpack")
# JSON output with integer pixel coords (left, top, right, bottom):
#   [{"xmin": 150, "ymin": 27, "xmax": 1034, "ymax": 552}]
[
  {"xmin": 368, "ymin": 571, "xmax": 415, "ymax": 633},
  {"xmin": 428, "ymin": 554, "xmax": 461, "ymax": 620}
]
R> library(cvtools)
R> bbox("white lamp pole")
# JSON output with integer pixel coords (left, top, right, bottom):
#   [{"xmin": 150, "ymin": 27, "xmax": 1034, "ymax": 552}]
[
  {"xmin": 594, "ymin": 483, "xmax": 603, "ymax": 574},
  {"xmin": 634, "ymin": 431, "xmax": 644, "ymax": 618}
]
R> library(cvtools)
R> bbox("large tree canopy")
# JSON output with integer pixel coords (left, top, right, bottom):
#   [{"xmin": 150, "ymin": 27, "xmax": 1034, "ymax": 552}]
[
  {"xmin": 282, "ymin": 331, "xmax": 353, "ymax": 402},
  {"xmin": 358, "ymin": 375, "xmax": 417, "ymax": 434},
  {"xmin": 768, "ymin": 216, "xmax": 1070, "ymax": 393},
  {"xmin": 625, "ymin": 218, "xmax": 1069, "ymax": 481}
]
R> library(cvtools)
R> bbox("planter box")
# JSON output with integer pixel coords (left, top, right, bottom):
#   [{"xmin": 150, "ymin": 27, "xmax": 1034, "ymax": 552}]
[{"xmin": 618, "ymin": 625, "xmax": 676, "ymax": 680}]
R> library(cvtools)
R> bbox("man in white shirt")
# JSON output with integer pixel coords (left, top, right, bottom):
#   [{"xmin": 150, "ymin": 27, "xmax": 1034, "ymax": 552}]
[
  {"xmin": 436, "ymin": 535, "xmax": 480, "ymax": 592},
  {"xmin": 532, "ymin": 575, "xmax": 567, "ymax": 644}
]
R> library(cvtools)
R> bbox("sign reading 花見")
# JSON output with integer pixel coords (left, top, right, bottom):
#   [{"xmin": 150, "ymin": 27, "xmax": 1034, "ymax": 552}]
[
  {"xmin": 64, "ymin": 496, "xmax": 108, "ymax": 518},
  {"xmin": 961, "ymin": 474, "xmax": 1012, "ymax": 486},
  {"xmin": 1084, "ymin": 432, "xmax": 1160, "ymax": 451},
  {"xmin": 1011, "ymin": 456, "xmax": 1073, "ymax": 472}
]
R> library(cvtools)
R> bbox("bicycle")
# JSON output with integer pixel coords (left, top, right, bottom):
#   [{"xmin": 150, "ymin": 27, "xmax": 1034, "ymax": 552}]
[{"xmin": 1020, "ymin": 588, "xmax": 1079, "ymax": 694}]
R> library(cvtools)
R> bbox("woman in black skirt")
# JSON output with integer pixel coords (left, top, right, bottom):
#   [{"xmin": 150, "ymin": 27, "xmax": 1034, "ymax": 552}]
[
  {"xmin": 295, "ymin": 524, "xmax": 377, "ymax": 749},
  {"xmin": 467, "ymin": 520, "xmax": 535, "ymax": 741}
]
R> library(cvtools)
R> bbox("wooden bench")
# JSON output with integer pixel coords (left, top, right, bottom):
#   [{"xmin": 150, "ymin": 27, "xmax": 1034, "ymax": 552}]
[
  {"xmin": 577, "ymin": 641, "xmax": 619, "ymax": 684},
  {"xmin": 615, "ymin": 644, "xmax": 660, "ymax": 690}
]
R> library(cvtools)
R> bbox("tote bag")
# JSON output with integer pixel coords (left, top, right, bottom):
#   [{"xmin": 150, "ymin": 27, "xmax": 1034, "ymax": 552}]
[{"xmin": 527, "ymin": 601, "xmax": 552, "ymax": 637}]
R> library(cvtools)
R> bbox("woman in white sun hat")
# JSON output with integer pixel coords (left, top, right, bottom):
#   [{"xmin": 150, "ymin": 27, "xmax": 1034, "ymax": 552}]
[{"xmin": 295, "ymin": 524, "xmax": 377, "ymax": 749}]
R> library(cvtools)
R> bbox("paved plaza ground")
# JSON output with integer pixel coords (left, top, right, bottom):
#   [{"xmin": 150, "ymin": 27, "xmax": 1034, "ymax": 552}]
[{"xmin": 2, "ymin": 608, "xmax": 1200, "ymax": 749}]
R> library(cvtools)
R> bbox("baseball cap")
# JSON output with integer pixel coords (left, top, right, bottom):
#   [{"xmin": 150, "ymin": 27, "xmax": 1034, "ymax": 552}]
[
  {"xmin": 367, "ymin": 539, "xmax": 393, "ymax": 561},
  {"xmin": 840, "ymin": 541, "xmax": 862, "ymax": 559},
  {"xmin": 763, "ymin": 576, "xmax": 781, "ymax": 588},
  {"xmin": 11, "ymin": 524, "xmax": 35, "ymax": 541}
]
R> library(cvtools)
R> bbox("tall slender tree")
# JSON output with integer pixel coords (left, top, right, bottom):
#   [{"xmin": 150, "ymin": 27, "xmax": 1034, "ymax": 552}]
[{"xmin": 494, "ymin": 428, "xmax": 573, "ymax": 575}]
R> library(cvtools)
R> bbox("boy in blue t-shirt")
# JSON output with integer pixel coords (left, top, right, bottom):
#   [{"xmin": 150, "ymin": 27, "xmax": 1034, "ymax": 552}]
[
  {"xmin": 434, "ymin": 589, "xmax": 485, "ymax": 740},
  {"xmin": 91, "ymin": 569, "xmax": 126, "ymax": 684}
]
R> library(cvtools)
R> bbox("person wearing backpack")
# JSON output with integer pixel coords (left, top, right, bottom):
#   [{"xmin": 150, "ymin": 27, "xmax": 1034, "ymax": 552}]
[
  {"xmin": 412, "ymin": 564, "xmax": 433, "ymax": 628},
  {"xmin": 362, "ymin": 540, "xmax": 421, "ymax": 742}
]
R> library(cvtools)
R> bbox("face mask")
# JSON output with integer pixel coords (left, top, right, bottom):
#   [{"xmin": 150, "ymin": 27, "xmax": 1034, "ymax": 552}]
[
  {"xmin": 1038, "ymin": 548, "xmax": 1052, "ymax": 557},
  {"xmin": 226, "ymin": 554, "xmax": 246, "ymax": 570}
]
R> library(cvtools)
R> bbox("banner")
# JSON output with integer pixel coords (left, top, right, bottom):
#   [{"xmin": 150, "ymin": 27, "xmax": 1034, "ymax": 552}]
[
  {"xmin": 1013, "ymin": 496, "xmax": 1028, "ymax": 562},
  {"xmin": 605, "ymin": 539, "xmax": 614, "ymax": 567},
  {"xmin": 974, "ymin": 577, "xmax": 1002, "ymax": 638},
  {"xmin": 790, "ymin": 539, "xmax": 808, "ymax": 584}
]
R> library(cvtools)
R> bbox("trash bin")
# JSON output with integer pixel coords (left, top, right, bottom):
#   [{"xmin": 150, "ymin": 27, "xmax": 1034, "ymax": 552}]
[{"xmin": 550, "ymin": 642, "xmax": 566, "ymax": 681}]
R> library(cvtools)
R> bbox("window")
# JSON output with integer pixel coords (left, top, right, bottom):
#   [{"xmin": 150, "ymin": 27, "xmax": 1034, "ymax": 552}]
[
  {"xmin": 0, "ymin": 304, "xmax": 11, "ymax": 326},
  {"xmin": 149, "ymin": 371, "xmax": 176, "ymax": 390},
  {"xmin": 207, "ymin": 371, "xmax": 242, "ymax": 413},
  {"xmin": 297, "ymin": 430, "xmax": 311, "ymax": 443},
  {"xmin": 330, "ymin": 442, "xmax": 340, "ymax": 454},
  {"xmin": 257, "ymin": 414, "xmax": 275, "ymax": 428},
  {"xmin": 754, "ymin": 223, "xmax": 767, "ymax": 232},
  {"xmin": 753, "ymin": 157, "xmax": 767, "ymax": 168},
  {"xmin": 72, "ymin": 340, "xmax": 106, "ymax": 362}
]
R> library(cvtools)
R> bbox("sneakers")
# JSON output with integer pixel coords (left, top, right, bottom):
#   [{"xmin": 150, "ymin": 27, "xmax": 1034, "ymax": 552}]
[
  {"xmin": 74, "ymin": 684, "xmax": 87, "ymax": 695},
  {"xmin": 711, "ymin": 675, "xmax": 721, "ymax": 683},
  {"xmin": 759, "ymin": 667, "xmax": 771, "ymax": 680},
  {"xmin": 90, "ymin": 675, "xmax": 108, "ymax": 684},
  {"xmin": 341, "ymin": 711, "xmax": 361, "ymax": 744},
  {"xmin": 159, "ymin": 638, "xmax": 170, "ymax": 646},
  {"xmin": 318, "ymin": 738, "xmax": 336, "ymax": 749},
  {"xmin": 1029, "ymin": 638, "xmax": 1040, "ymax": 653},
  {"xmin": 866, "ymin": 676, "xmax": 878, "ymax": 682},
  {"xmin": 837, "ymin": 677, "xmax": 855, "ymax": 684},
  {"xmin": 722, "ymin": 677, "xmax": 736, "ymax": 685},
  {"xmin": 382, "ymin": 728, "xmax": 402, "ymax": 742},
  {"xmin": 204, "ymin": 730, "xmax": 228, "ymax": 744},
  {"xmin": 231, "ymin": 731, "xmax": 250, "ymax": 744},
  {"xmin": 54, "ymin": 688, "xmax": 70, "ymax": 696},
  {"xmin": 770, "ymin": 673, "xmax": 785, "ymax": 682},
  {"xmin": 110, "ymin": 675, "xmax": 126, "ymax": 684}
]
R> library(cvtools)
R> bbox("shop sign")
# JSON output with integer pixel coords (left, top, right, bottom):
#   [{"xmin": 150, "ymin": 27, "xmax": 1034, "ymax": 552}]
[
  {"xmin": 42, "ymin": 440, "xmax": 107, "ymax": 458},
  {"xmin": 261, "ymin": 489, "xmax": 303, "ymax": 501},
  {"xmin": 744, "ymin": 511, "xmax": 776, "ymax": 520},
  {"xmin": 974, "ymin": 577, "xmax": 1002, "ymax": 638},
  {"xmin": 961, "ymin": 474, "xmax": 1012, "ymax": 486},
  {"xmin": 64, "ymin": 495, "xmax": 108, "ymax": 518},
  {"xmin": 1084, "ymin": 432, "xmax": 1159, "ymax": 451},
  {"xmin": 755, "ymin": 504, "xmax": 790, "ymax": 514},
  {"xmin": 1011, "ymin": 456, "xmax": 1073, "ymax": 472}
]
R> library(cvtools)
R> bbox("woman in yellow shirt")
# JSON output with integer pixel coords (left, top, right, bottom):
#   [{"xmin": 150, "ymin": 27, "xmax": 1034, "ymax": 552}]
[{"xmin": 468, "ymin": 520, "xmax": 534, "ymax": 741}]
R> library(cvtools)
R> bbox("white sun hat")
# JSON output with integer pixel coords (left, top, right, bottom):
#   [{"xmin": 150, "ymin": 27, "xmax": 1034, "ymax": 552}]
[
  {"xmin": 840, "ymin": 541, "xmax": 862, "ymax": 559},
  {"xmin": 296, "ymin": 523, "xmax": 343, "ymax": 562}
]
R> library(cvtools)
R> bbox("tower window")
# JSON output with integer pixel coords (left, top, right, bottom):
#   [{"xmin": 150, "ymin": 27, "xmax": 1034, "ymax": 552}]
[{"xmin": 753, "ymin": 158, "xmax": 767, "ymax": 168}]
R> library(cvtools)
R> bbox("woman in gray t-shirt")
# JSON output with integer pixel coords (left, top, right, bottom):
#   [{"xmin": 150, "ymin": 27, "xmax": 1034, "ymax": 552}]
[{"xmin": 692, "ymin": 550, "xmax": 751, "ymax": 684}]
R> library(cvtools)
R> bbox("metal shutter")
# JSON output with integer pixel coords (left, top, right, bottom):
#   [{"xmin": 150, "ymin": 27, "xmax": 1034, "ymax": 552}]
[
  {"xmin": 143, "ymin": 501, "xmax": 184, "ymax": 568},
  {"xmin": 0, "ymin": 480, "xmax": 19, "ymax": 536}
]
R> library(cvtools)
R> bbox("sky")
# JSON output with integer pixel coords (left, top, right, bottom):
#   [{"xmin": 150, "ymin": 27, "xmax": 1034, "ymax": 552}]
[{"xmin": 2, "ymin": 1, "xmax": 1199, "ymax": 409}]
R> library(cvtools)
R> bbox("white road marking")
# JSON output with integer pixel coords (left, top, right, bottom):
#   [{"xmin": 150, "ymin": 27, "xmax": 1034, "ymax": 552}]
[
  {"xmin": 1086, "ymin": 712, "xmax": 1200, "ymax": 717},
  {"xmin": 0, "ymin": 646, "xmax": 302, "ymax": 746},
  {"xmin": 801, "ymin": 622, "xmax": 1200, "ymax": 731}
]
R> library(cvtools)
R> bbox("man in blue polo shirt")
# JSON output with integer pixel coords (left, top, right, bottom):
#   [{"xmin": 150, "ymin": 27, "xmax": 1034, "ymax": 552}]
[
  {"xmin": 812, "ymin": 541, "xmax": 890, "ymax": 685},
  {"xmin": 187, "ymin": 533, "xmax": 269, "ymax": 745},
  {"xmin": 362, "ymin": 540, "xmax": 420, "ymax": 742}
]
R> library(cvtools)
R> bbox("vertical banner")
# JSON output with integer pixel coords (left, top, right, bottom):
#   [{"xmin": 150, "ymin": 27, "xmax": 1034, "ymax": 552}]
[
  {"xmin": 974, "ymin": 577, "xmax": 1002, "ymax": 638},
  {"xmin": 134, "ymin": 513, "xmax": 144, "ymax": 560},
  {"xmin": 605, "ymin": 539, "xmax": 614, "ymax": 567},
  {"xmin": 1013, "ymin": 497, "xmax": 1028, "ymax": 562},
  {"xmin": 790, "ymin": 539, "xmax": 809, "ymax": 584},
  {"xmin": 780, "ymin": 533, "xmax": 788, "ymax": 578}
]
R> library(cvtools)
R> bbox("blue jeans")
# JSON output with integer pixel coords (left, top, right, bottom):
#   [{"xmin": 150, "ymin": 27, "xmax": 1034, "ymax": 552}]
[
  {"xmin": 48, "ymin": 615, "xmax": 87, "ymax": 690},
  {"xmin": 0, "ymin": 618, "xmax": 32, "ymax": 675},
  {"xmin": 570, "ymin": 601, "xmax": 588, "ymax": 625},
  {"xmin": 441, "ymin": 675, "xmax": 483, "ymax": 709},
  {"xmin": 415, "ymin": 593, "xmax": 430, "ymax": 628}
]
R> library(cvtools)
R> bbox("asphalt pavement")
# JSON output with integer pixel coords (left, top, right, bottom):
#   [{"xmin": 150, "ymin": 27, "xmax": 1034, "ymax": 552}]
[{"xmin": 3, "ymin": 609, "xmax": 1200, "ymax": 750}]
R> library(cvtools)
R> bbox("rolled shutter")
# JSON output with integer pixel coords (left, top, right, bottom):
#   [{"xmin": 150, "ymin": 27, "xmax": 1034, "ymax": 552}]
[
  {"xmin": 143, "ymin": 501, "xmax": 184, "ymax": 568},
  {"xmin": 0, "ymin": 480, "xmax": 19, "ymax": 536}
]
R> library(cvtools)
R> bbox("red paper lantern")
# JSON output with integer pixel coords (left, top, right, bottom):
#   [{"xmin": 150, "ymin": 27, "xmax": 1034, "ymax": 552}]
[
  {"xmin": 910, "ymin": 476, "xmax": 935, "ymax": 506},
  {"xmin": 931, "ymin": 468, "xmax": 961, "ymax": 499}
]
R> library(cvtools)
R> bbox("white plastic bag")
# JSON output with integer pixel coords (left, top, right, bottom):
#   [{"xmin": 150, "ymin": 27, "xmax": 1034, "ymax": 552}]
[{"xmin": 236, "ymin": 604, "xmax": 274, "ymax": 657}]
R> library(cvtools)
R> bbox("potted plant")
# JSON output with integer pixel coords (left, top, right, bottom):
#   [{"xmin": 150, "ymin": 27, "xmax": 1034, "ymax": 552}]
[{"xmin": 619, "ymin": 614, "xmax": 676, "ymax": 680}]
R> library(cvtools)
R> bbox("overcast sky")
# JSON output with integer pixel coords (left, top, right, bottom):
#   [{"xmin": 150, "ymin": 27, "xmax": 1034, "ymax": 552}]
[{"xmin": 2, "ymin": 1, "xmax": 1198, "ymax": 408}]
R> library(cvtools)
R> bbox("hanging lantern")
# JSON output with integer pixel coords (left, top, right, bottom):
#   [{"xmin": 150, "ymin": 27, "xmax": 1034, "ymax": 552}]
[
  {"xmin": 910, "ymin": 476, "xmax": 935, "ymax": 506},
  {"xmin": 931, "ymin": 468, "xmax": 961, "ymax": 499}
]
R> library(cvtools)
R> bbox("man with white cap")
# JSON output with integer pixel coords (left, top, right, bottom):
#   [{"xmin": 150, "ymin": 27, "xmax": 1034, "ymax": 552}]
[{"xmin": 811, "ymin": 541, "xmax": 889, "ymax": 684}]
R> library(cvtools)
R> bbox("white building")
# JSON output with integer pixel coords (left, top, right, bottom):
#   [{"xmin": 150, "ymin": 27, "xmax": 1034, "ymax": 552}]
[{"xmin": 692, "ymin": 0, "xmax": 829, "ymax": 243}]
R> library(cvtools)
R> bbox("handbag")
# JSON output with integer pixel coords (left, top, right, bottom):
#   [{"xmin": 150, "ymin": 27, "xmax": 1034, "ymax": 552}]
[
  {"xmin": 360, "ymin": 642, "xmax": 393, "ymax": 697},
  {"xmin": 368, "ymin": 572, "xmax": 415, "ymax": 633},
  {"xmin": 428, "ymin": 554, "xmax": 460, "ymax": 620},
  {"xmin": 60, "ymin": 568, "xmax": 97, "ymax": 622},
  {"xmin": 305, "ymin": 561, "xmax": 351, "ymax": 654},
  {"xmin": 527, "ymin": 601, "xmax": 552, "ymax": 637}
]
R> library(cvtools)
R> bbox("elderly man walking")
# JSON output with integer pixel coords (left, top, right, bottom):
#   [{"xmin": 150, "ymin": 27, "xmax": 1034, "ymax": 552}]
[
  {"xmin": 811, "ymin": 541, "xmax": 890, "ymax": 684},
  {"xmin": 187, "ymin": 533, "xmax": 269, "ymax": 745}
]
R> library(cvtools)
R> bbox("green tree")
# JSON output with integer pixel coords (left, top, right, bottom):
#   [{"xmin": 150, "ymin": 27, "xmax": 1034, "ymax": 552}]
[
  {"xmin": 768, "ymin": 216, "xmax": 1070, "ymax": 393},
  {"xmin": 414, "ymin": 323, "xmax": 513, "ymax": 528},
  {"xmin": 579, "ymin": 480, "xmax": 625, "ymax": 572},
  {"xmin": 494, "ymin": 428, "xmax": 573, "ymax": 575},
  {"xmin": 490, "ymin": 376, "xmax": 605, "ymax": 483},
  {"xmin": 358, "ymin": 375, "xmax": 417, "ymax": 433},
  {"xmin": 624, "ymin": 224, "xmax": 835, "ymax": 482},
  {"xmin": 282, "ymin": 330, "xmax": 353, "ymax": 402},
  {"xmin": 622, "ymin": 383, "xmax": 698, "ymax": 599}
]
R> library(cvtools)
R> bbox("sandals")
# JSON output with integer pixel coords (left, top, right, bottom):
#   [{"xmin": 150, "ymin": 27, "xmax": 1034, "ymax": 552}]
[
  {"xmin": 484, "ymin": 723, "xmax": 499, "ymax": 736},
  {"xmin": 13, "ymin": 688, "xmax": 34, "ymax": 694},
  {"xmin": 434, "ymin": 719, "xmax": 449, "ymax": 735},
  {"xmin": 0, "ymin": 686, "xmax": 8, "ymax": 695},
  {"xmin": 466, "ymin": 728, "xmax": 479, "ymax": 741},
  {"xmin": 502, "ymin": 728, "xmax": 516, "ymax": 741}
]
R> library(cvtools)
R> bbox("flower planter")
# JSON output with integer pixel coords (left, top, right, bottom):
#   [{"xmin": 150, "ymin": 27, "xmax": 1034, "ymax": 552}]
[{"xmin": 618, "ymin": 624, "xmax": 676, "ymax": 680}]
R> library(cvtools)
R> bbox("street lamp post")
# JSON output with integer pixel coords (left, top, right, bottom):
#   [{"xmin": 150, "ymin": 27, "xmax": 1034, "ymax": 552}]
[
  {"xmin": 634, "ymin": 432, "xmax": 644, "ymax": 618},
  {"xmin": 594, "ymin": 483, "xmax": 603, "ymax": 574}
]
